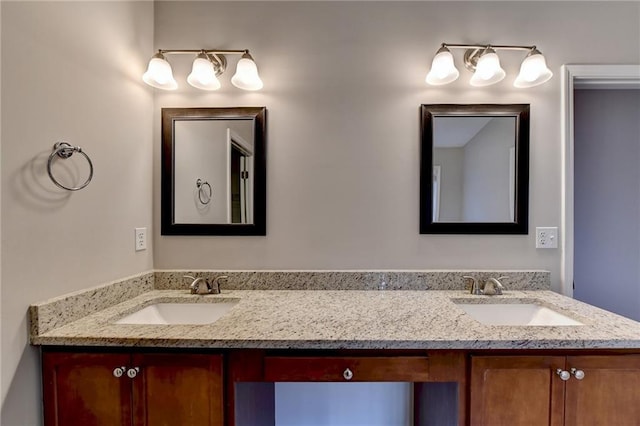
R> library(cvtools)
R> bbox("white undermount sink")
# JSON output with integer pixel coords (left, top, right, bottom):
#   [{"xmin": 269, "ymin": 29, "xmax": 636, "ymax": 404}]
[
  {"xmin": 455, "ymin": 302, "xmax": 583, "ymax": 326},
  {"xmin": 114, "ymin": 301, "xmax": 239, "ymax": 325}
]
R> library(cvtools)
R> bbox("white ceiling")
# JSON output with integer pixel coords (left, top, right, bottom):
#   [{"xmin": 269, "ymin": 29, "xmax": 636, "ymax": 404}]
[{"xmin": 433, "ymin": 117, "xmax": 493, "ymax": 148}]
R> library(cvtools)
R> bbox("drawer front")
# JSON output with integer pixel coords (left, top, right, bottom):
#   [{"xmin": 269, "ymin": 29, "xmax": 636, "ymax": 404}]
[{"xmin": 264, "ymin": 356, "xmax": 430, "ymax": 382}]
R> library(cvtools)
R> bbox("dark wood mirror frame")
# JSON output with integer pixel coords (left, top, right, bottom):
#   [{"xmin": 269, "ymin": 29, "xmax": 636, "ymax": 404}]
[
  {"xmin": 420, "ymin": 104, "xmax": 529, "ymax": 235},
  {"xmin": 161, "ymin": 107, "xmax": 266, "ymax": 236}
]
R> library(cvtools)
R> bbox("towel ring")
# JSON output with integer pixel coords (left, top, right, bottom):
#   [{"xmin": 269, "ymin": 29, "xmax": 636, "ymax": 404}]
[
  {"xmin": 47, "ymin": 142, "xmax": 94, "ymax": 191},
  {"xmin": 196, "ymin": 179, "xmax": 212, "ymax": 204}
]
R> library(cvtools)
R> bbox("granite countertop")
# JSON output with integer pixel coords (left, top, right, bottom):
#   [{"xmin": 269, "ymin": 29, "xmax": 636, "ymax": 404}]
[{"xmin": 30, "ymin": 289, "xmax": 640, "ymax": 350}]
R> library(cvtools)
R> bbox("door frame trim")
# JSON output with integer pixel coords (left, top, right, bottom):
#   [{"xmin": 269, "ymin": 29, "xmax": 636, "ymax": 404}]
[{"xmin": 561, "ymin": 64, "xmax": 640, "ymax": 297}]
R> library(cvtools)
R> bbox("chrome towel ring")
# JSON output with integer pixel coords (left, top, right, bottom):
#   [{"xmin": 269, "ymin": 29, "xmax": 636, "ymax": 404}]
[
  {"xmin": 196, "ymin": 179, "xmax": 212, "ymax": 204},
  {"xmin": 47, "ymin": 142, "xmax": 94, "ymax": 191}
]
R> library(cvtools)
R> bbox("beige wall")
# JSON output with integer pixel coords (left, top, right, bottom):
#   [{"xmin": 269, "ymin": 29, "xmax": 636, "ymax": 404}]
[
  {"xmin": 153, "ymin": 1, "xmax": 639, "ymax": 282},
  {"xmin": 0, "ymin": 2, "xmax": 154, "ymax": 424}
]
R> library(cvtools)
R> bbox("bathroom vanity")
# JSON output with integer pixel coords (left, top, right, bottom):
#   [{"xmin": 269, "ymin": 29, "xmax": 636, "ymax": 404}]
[{"xmin": 30, "ymin": 272, "xmax": 640, "ymax": 426}]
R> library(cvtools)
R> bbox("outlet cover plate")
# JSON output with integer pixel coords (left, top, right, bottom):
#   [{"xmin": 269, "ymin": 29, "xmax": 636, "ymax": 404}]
[
  {"xmin": 536, "ymin": 227, "xmax": 558, "ymax": 249},
  {"xmin": 135, "ymin": 228, "xmax": 147, "ymax": 251}
]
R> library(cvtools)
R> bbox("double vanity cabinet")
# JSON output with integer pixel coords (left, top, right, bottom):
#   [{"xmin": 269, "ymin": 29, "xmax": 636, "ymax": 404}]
[
  {"xmin": 31, "ymin": 284, "xmax": 640, "ymax": 426},
  {"xmin": 41, "ymin": 347, "xmax": 640, "ymax": 426}
]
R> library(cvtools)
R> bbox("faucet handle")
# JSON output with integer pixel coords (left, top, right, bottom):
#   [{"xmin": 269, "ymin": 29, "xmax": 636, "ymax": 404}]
[
  {"xmin": 187, "ymin": 276, "xmax": 212, "ymax": 294},
  {"xmin": 484, "ymin": 276, "xmax": 507, "ymax": 296},
  {"xmin": 463, "ymin": 276, "xmax": 475, "ymax": 289},
  {"xmin": 463, "ymin": 276, "xmax": 482, "ymax": 295},
  {"xmin": 211, "ymin": 275, "xmax": 228, "ymax": 294}
]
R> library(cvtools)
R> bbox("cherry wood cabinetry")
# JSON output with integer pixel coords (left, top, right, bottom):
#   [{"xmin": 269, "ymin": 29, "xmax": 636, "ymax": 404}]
[
  {"xmin": 42, "ymin": 349, "xmax": 640, "ymax": 426},
  {"xmin": 43, "ymin": 352, "xmax": 132, "ymax": 426},
  {"xmin": 470, "ymin": 354, "xmax": 640, "ymax": 426},
  {"xmin": 564, "ymin": 355, "xmax": 640, "ymax": 426},
  {"xmin": 470, "ymin": 356, "xmax": 566, "ymax": 426},
  {"xmin": 229, "ymin": 351, "xmax": 466, "ymax": 426},
  {"xmin": 263, "ymin": 356, "xmax": 431, "ymax": 382},
  {"xmin": 131, "ymin": 353, "xmax": 224, "ymax": 426},
  {"xmin": 42, "ymin": 351, "xmax": 223, "ymax": 426}
]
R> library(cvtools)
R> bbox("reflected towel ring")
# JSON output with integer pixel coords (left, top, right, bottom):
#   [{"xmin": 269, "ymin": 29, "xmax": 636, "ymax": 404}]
[
  {"xmin": 47, "ymin": 142, "xmax": 94, "ymax": 191},
  {"xmin": 196, "ymin": 179, "xmax": 212, "ymax": 204}
]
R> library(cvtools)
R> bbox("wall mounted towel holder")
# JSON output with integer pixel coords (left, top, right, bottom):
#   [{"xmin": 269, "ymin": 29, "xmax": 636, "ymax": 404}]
[
  {"xmin": 196, "ymin": 178, "xmax": 212, "ymax": 205},
  {"xmin": 47, "ymin": 142, "xmax": 94, "ymax": 191}
]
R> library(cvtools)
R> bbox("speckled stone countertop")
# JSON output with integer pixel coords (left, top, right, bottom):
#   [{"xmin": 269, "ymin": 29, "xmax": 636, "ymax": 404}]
[{"xmin": 30, "ymin": 289, "xmax": 640, "ymax": 350}]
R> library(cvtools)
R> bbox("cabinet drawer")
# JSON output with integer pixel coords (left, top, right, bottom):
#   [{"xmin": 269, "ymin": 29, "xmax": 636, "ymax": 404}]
[{"xmin": 264, "ymin": 356, "xmax": 430, "ymax": 382}]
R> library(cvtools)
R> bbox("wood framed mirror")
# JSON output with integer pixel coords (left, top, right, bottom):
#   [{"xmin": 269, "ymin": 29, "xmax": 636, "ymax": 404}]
[
  {"xmin": 420, "ymin": 104, "xmax": 529, "ymax": 234},
  {"xmin": 161, "ymin": 107, "xmax": 266, "ymax": 235}
]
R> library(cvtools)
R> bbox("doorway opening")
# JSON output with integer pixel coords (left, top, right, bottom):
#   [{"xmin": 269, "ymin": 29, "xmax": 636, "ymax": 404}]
[{"xmin": 561, "ymin": 65, "xmax": 640, "ymax": 320}]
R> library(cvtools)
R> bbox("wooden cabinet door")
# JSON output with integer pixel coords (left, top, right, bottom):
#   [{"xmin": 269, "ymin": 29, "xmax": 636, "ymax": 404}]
[
  {"xmin": 43, "ymin": 352, "xmax": 132, "ymax": 426},
  {"xmin": 131, "ymin": 353, "xmax": 224, "ymax": 426},
  {"xmin": 565, "ymin": 355, "xmax": 640, "ymax": 426},
  {"xmin": 470, "ymin": 356, "xmax": 566, "ymax": 426}
]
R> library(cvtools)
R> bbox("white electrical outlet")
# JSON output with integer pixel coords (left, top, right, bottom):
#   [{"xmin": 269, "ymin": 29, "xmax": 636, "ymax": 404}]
[
  {"xmin": 536, "ymin": 227, "xmax": 558, "ymax": 249},
  {"xmin": 135, "ymin": 228, "xmax": 147, "ymax": 251}
]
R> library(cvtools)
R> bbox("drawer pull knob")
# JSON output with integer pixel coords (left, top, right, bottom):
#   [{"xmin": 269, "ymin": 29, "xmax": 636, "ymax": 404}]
[
  {"xmin": 570, "ymin": 368, "xmax": 585, "ymax": 380},
  {"xmin": 343, "ymin": 368, "xmax": 353, "ymax": 381},
  {"xmin": 556, "ymin": 369, "xmax": 570, "ymax": 381},
  {"xmin": 127, "ymin": 367, "xmax": 140, "ymax": 379},
  {"xmin": 113, "ymin": 366, "xmax": 126, "ymax": 378}
]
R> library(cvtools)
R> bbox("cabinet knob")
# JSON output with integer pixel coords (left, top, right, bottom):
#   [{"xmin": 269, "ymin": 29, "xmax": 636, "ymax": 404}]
[
  {"xmin": 556, "ymin": 369, "xmax": 571, "ymax": 381},
  {"xmin": 113, "ymin": 366, "xmax": 126, "ymax": 378},
  {"xmin": 127, "ymin": 367, "xmax": 140, "ymax": 379},
  {"xmin": 570, "ymin": 368, "xmax": 585, "ymax": 380},
  {"xmin": 343, "ymin": 368, "xmax": 353, "ymax": 381}
]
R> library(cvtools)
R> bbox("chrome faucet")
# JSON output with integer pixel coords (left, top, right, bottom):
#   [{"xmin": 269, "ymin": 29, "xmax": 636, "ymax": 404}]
[
  {"xmin": 463, "ymin": 275, "xmax": 508, "ymax": 296},
  {"xmin": 183, "ymin": 275, "xmax": 225, "ymax": 295}
]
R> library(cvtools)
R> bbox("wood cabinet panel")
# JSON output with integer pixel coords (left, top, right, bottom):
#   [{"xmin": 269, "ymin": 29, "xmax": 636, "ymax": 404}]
[
  {"xmin": 470, "ymin": 356, "xmax": 565, "ymax": 426},
  {"xmin": 132, "ymin": 354, "xmax": 224, "ymax": 426},
  {"xmin": 43, "ymin": 352, "xmax": 132, "ymax": 426},
  {"xmin": 264, "ymin": 356, "xmax": 430, "ymax": 382},
  {"xmin": 565, "ymin": 355, "xmax": 640, "ymax": 426},
  {"xmin": 43, "ymin": 351, "xmax": 224, "ymax": 426}
]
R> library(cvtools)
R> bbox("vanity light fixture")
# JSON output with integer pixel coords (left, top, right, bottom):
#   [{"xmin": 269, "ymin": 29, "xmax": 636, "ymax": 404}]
[
  {"xmin": 425, "ymin": 43, "xmax": 553, "ymax": 88},
  {"xmin": 143, "ymin": 49, "xmax": 263, "ymax": 91}
]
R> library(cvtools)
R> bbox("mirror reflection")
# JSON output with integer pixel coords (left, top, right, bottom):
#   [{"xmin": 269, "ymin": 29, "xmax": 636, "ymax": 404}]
[
  {"xmin": 162, "ymin": 107, "xmax": 266, "ymax": 236},
  {"xmin": 420, "ymin": 104, "xmax": 529, "ymax": 234},
  {"xmin": 174, "ymin": 120, "xmax": 255, "ymax": 225},
  {"xmin": 432, "ymin": 116, "xmax": 516, "ymax": 223}
]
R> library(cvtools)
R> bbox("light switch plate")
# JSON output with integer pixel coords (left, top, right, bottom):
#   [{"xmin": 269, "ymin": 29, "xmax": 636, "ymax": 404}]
[
  {"xmin": 536, "ymin": 227, "xmax": 558, "ymax": 249},
  {"xmin": 135, "ymin": 228, "xmax": 147, "ymax": 251}
]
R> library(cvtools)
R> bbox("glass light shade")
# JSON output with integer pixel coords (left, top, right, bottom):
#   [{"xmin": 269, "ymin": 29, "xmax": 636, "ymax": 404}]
[
  {"xmin": 514, "ymin": 50, "xmax": 553, "ymax": 88},
  {"xmin": 426, "ymin": 48, "xmax": 460, "ymax": 85},
  {"xmin": 142, "ymin": 53, "xmax": 177, "ymax": 90},
  {"xmin": 187, "ymin": 55, "xmax": 221, "ymax": 90},
  {"xmin": 231, "ymin": 54, "xmax": 263, "ymax": 91},
  {"xmin": 470, "ymin": 49, "xmax": 506, "ymax": 87}
]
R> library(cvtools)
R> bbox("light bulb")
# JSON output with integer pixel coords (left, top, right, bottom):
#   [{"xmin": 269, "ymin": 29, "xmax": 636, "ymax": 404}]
[
  {"xmin": 187, "ymin": 53, "xmax": 221, "ymax": 90},
  {"xmin": 426, "ymin": 46, "xmax": 460, "ymax": 85},
  {"xmin": 142, "ymin": 52, "xmax": 177, "ymax": 90},
  {"xmin": 514, "ymin": 49, "xmax": 553, "ymax": 88},
  {"xmin": 470, "ymin": 48, "xmax": 505, "ymax": 87},
  {"xmin": 231, "ymin": 53, "xmax": 263, "ymax": 91}
]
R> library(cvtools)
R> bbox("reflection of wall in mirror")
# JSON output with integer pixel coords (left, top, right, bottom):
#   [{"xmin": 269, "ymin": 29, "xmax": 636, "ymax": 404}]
[
  {"xmin": 434, "ymin": 117, "xmax": 515, "ymax": 222},
  {"xmin": 174, "ymin": 120, "xmax": 253, "ymax": 224},
  {"xmin": 463, "ymin": 118, "xmax": 514, "ymax": 222}
]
